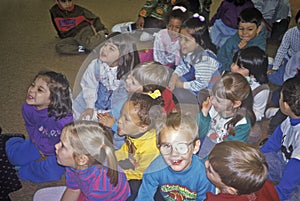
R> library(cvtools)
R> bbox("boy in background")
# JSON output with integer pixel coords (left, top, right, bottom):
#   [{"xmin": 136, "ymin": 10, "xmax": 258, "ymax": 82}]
[
  {"xmin": 261, "ymin": 75, "xmax": 300, "ymax": 200},
  {"xmin": 50, "ymin": 0, "xmax": 109, "ymax": 54}
]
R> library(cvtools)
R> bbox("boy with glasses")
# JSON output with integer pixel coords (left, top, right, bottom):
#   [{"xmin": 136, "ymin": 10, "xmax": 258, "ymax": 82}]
[
  {"xmin": 136, "ymin": 112, "xmax": 215, "ymax": 200},
  {"xmin": 50, "ymin": 0, "xmax": 109, "ymax": 54}
]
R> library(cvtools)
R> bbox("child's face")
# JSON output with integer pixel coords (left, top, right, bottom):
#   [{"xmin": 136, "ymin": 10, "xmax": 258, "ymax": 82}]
[
  {"xmin": 26, "ymin": 77, "xmax": 51, "ymax": 110},
  {"xmin": 211, "ymin": 95, "xmax": 239, "ymax": 118},
  {"xmin": 125, "ymin": 74, "xmax": 143, "ymax": 93},
  {"xmin": 57, "ymin": 0, "xmax": 73, "ymax": 11},
  {"xmin": 230, "ymin": 63, "xmax": 249, "ymax": 77},
  {"xmin": 55, "ymin": 130, "xmax": 76, "ymax": 168},
  {"xmin": 205, "ymin": 160, "xmax": 227, "ymax": 190},
  {"xmin": 159, "ymin": 127, "xmax": 199, "ymax": 172},
  {"xmin": 237, "ymin": 22, "xmax": 261, "ymax": 42},
  {"xmin": 118, "ymin": 101, "xmax": 148, "ymax": 136},
  {"xmin": 99, "ymin": 42, "xmax": 120, "ymax": 66},
  {"xmin": 180, "ymin": 28, "xmax": 197, "ymax": 55},
  {"xmin": 167, "ymin": 18, "xmax": 183, "ymax": 41}
]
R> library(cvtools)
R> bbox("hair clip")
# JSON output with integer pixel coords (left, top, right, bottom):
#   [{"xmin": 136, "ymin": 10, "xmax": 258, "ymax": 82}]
[
  {"xmin": 148, "ymin": 89, "xmax": 161, "ymax": 99},
  {"xmin": 193, "ymin": 13, "xmax": 205, "ymax": 22},
  {"xmin": 172, "ymin": 6, "xmax": 187, "ymax": 12}
]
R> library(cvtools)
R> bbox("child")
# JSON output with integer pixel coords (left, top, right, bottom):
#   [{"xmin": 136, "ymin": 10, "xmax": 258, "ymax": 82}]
[
  {"xmin": 197, "ymin": 72, "xmax": 255, "ymax": 159},
  {"xmin": 136, "ymin": 112, "xmax": 215, "ymax": 200},
  {"xmin": 267, "ymin": 9, "xmax": 300, "ymax": 86},
  {"xmin": 72, "ymin": 33, "xmax": 140, "ymax": 121},
  {"xmin": 49, "ymin": 0, "xmax": 109, "ymax": 54},
  {"xmin": 54, "ymin": 120, "xmax": 130, "ymax": 201},
  {"xmin": 153, "ymin": 4, "xmax": 190, "ymax": 67},
  {"xmin": 205, "ymin": 141, "xmax": 279, "ymax": 201},
  {"xmin": 115, "ymin": 92, "xmax": 164, "ymax": 200},
  {"xmin": 168, "ymin": 14, "xmax": 221, "ymax": 95},
  {"xmin": 217, "ymin": 7, "xmax": 266, "ymax": 73},
  {"xmin": 231, "ymin": 46, "xmax": 269, "ymax": 121},
  {"xmin": 260, "ymin": 76, "xmax": 300, "ymax": 200},
  {"xmin": 98, "ymin": 61, "xmax": 175, "ymax": 149},
  {"xmin": 5, "ymin": 71, "xmax": 73, "ymax": 182},
  {"xmin": 208, "ymin": 0, "xmax": 254, "ymax": 49}
]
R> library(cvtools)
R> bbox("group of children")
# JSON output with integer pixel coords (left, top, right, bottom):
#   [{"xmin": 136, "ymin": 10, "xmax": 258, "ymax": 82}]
[{"xmin": 1, "ymin": 0, "xmax": 300, "ymax": 200}]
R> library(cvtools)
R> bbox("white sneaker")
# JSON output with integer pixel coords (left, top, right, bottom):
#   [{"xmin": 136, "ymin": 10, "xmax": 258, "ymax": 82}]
[
  {"xmin": 265, "ymin": 107, "xmax": 279, "ymax": 119},
  {"xmin": 111, "ymin": 22, "xmax": 134, "ymax": 33},
  {"xmin": 139, "ymin": 32, "xmax": 154, "ymax": 41},
  {"xmin": 78, "ymin": 45, "xmax": 85, "ymax": 53}
]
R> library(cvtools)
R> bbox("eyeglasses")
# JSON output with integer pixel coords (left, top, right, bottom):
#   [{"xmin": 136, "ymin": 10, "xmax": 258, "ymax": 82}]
[
  {"xmin": 158, "ymin": 141, "xmax": 194, "ymax": 155},
  {"xmin": 59, "ymin": 0, "xmax": 72, "ymax": 3}
]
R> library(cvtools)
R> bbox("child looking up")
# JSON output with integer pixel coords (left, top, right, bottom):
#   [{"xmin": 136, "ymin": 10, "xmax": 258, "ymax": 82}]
[
  {"xmin": 153, "ymin": 4, "xmax": 190, "ymax": 68},
  {"xmin": 72, "ymin": 33, "xmax": 140, "ymax": 121},
  {"xmin": 205, "ymin": 141, "xmax": 279, "ymax": 201},
  {"xmin": 54, "ymin": 121, "xmax": 130, "ymax": 201},
  {"xmin": 115, "ymin": 92, "xmax": 164, "ymax": 200},
  {"xmin": 168, "ymin": 14, "xmax": 221, "ymax": 95},
  {"xmin": 136, "ymin": 112, "xmax": 215, "ymax": 200},
  {"xmin": 217, "ymin": 7, "xmax": 266, "ymax": 73},
  {"xmin": 261, "ymin": 75, "xmax": 300, "ymax": 200},
  {"xmin": 208, "ymin": 0, "xmax": 254, "ymax": 49},
  {"xmin": 5, "ymin": 71, "xmax": 73, "ymax": 182},
  {"xmin": 197, "ymin": 72, "xmax": 255, "ymax": 159},
  {"xmin": 50, "ymin": 0, "xmax": 109, "ymax": 54}
]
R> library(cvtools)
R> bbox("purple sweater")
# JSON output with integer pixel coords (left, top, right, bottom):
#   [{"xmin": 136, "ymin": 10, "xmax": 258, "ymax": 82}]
[
  {"xmin": 208, "ymin": 0, "xmax": 254, "ymax": 29},
  {"xmin": 22, "ymin": 103, "xmax": 73, "ymax": 156}
]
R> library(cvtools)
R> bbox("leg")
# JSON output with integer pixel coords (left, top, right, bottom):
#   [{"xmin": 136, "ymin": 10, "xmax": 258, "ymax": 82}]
[
  {"xmin": 33, "ymin": 186, "xmax": 66, "ymax": 201},
  {"xmin": 127, "ymin": 179, "xmax": 142, "ymax": 201},
  {"xmin": 267, "ymin": 109, "xmax": 287, "ymax": 136},
  {"xmin": 74, "ymin": 26, "xmax": 106, "ymax": 51},
  {"xmin": 264, "ymin": 151, "xmax": 286, "ymax": 183},
  {"xmin": 55, "ymin": 37, "xmax": 81, "ymax": 55}
]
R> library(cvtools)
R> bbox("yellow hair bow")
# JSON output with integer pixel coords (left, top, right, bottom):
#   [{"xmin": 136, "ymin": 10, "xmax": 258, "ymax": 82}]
[{"xmin": 148, "ymin": 89, "xmax": 161, "ymax": 99}]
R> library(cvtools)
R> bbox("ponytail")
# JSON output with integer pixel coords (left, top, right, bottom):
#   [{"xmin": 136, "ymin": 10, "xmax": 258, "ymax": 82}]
[{"xmin": 100, "ymin": 144, "xmax": 119, "ymax": 187}]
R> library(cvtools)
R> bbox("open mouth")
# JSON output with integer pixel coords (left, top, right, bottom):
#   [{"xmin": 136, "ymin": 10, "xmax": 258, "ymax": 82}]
[{"xmin": 171, "ymin": 159, "xmax": 182, "ymax": 166}]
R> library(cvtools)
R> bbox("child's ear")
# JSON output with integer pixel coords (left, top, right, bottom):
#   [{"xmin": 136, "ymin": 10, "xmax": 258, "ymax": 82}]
[
  {"xmin": 193, "ymin": 139, "xmax": 201, "ymax": 154},
  {"xmin": 233, "ymin": 100, "xmax": 242, "ymax": 109},
  {"xmin": 75, "ymin": 154, "xmax": 89, "ymax": 166},
  {"xmin": 256, "ymin": 25, "xmax": 262, "ymax": 35}
]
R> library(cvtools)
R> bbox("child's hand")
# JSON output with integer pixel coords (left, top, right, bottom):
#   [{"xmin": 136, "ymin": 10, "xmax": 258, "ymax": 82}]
[
  {"xmin": 80, "ymin": 108, "xmax": 94, "ymax": 120},
  {"xmin": 168, "ymin": 73, "xmax": 178, "ymax": 91},
  {"xmin": 97, "ymin": 113, "xmax": 115, "ymax": 128},
  {"xmin": 136, "ymin": 17, "xmax": 144, "ymax": 30},
  {"xmin": 267, "ymin": 69, "xmax": 276, "ymax": 74},
  {"xmin": 201, "ymin": 96, "xmax": 212, "ymax": 117},
  {"xmin": 238, "ymin": 39, "xmax": 248, "ymax": 49}
]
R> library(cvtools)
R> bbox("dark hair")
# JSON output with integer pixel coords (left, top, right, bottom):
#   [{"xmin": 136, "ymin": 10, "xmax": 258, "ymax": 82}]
[
  {"xmin": 181, "ymin": 15, "xmax": 217, "ymax": 54},
  {"xmin": 282, "ymin": 75, "xmax": 300, "ymax": 116},
  {"xmin": 238, "ymin": 7, "xmax": 262, "ymax": 27},
  {"xmin": 106, "ymin": 33, "xmax": 140, "ymax": 79},
  {"xmin": 209, "ymin": 141, "xmax": 268, "ymax": 195},
  {"xmin": 165, "ymin": 2, "xmax": 190, "ymax": 24},
  {"xmin": 226, "ymin": 0, "xmax": 251, "ymax": 6},
  {"xmin": 33, "ymin": 71, "xmax": 72, "ymax": 119},
  {"xmin": 295, "ymin": 9, "xmax": 300, "ymax": 23},
  {"xmin": 233, "ymin": 46, "xmax": 268, "ymax": 84}
]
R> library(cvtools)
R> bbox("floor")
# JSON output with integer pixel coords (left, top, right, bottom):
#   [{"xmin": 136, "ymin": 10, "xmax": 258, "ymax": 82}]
[{"xmin": 1, "ymin": 0, "xmax": 299, "ymax": 200}]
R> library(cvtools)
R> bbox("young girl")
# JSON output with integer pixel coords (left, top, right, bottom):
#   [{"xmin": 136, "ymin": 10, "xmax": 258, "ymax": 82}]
[
  {"xmin": 115, "ymin": 92, "xmax": 164, "ymax": 201},
  {"xmin": 208, "ymin": 0, "xmax": 254, "ymax": 49},
  {"xmin": 153, "ymin": 4, "xmax": 190, "ymax": 68},
  {"xmin": 54, "ymin": 120, "xmax": 130, "ymax": 201},
  {"xmin": 5, "ymin": 71, "xmax": 73, "ymax": 182},
  {"xmin": 72, "ymin": 32, "xmax": 140, "ymax": 120},
  {"xmin": 197, "ymin": 72, "xmax": 255, "ymax": 159},
  {"xmin": 168, "ymin": 14, "xmax": 221, "ymax": 96}
]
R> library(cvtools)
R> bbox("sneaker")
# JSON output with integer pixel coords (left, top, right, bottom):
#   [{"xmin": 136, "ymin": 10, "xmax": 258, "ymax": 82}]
[
  {"xmin": 265, "ymin": 107, "xmax": 279, "ymax": 119},
  {"xmin": 111, "ymin": 22, "xmax": 134, "ymax": 33},
  {"xmin": 78, "ymin": 45, "xmax": 85, "ymax": 53},
  {"xmin": 139, "ymin": 32, "xmax": 154, "ymax": 41}
]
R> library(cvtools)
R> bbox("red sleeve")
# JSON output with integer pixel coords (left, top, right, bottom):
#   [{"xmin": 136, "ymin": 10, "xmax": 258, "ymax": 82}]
[{"xmin": 162, "ymin": 88, "xmax": 176, "ymax": 113}]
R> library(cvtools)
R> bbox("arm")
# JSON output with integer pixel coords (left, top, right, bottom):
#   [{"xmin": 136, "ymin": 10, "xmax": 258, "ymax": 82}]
[
  {"xmin": 135, "ymin": 172, "xmax": 158, "ymax": 201},
  {"xmin": 217, "ymin": 37, "xmax": 236, "ymax": 72},
  {"xmin": 197, "ymin": 111, "xmax": 212, "ymax": 138},
  {"xmin": 82, "ymin": 7, "xmax": 108, "ymax": 33},
  {"xmin": 261, "ymin": 125, "xmax": 283, "ymax": 153},
  {"xmin": 226, "ymin": 119, "xmax": 251, "ymax": 142},
  {"xmin": 60, "ymin": 188, "xmax": 81, "ymax": 201},
  {"xmin": 253, "ymin": 89, "xmax": 270, "ymax": 121},
  {"xmin": 153, "ymin": 30, "xmax": 167, "ymax": 65},
  {"xmin": 272, "ymin": 31, "xmax": 291, "ymax": 70},
  {"xmin": 136, "ymin": 0, "xmax": 159, "ymax": 29}
]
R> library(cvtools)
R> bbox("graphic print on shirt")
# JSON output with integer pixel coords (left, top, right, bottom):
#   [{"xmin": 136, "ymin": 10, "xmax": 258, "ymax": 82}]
[{"xmin": 161, "ymin": 184, "xmax": 197, "ymax": 200}]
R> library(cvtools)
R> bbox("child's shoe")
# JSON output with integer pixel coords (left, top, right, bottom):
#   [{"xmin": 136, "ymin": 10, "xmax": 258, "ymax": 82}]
[{"xmin": 111, "ymin": 22, "xmax": 135, "ymax": 33}]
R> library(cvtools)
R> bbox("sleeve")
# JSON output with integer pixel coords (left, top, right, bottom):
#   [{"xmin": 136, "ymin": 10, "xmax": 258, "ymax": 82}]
[
  {"xmin": 80, "ymin": 59, "xmax": 100, "ymax": 109},
  {"xmin": 276, "ymin": 158, "xmax": 300, "ymax": 200},
  {"xmin": 82, "ymin": 7, "xmax": 108, "ymax": 33},
  {"xmin": 22, "ymin": 103, "xmax": 35, "ymax": 139},
  {"xmin": 272, "ymin": 30, "xmax": 291, "ymax": 70},
  {"xmin": 217, "ymin": 37, "xmax": 236, "ymax": 72},
  {"xmin": 138, "ymin": 0, "xmax": 159, "ymax": 18},
  {"xmin": 135, "ymin": 170, "xmax": 159, "ymax": 201},
  {"xmin": 174, "ymin": 59, "xmax": 187, "ymax": 76},
  {"xmin": 153, "ymin": 31, "xmax": 166, "ymax": 65},
  {"xmin": 253, "ymin": 89, "xmax": 270, "ymax": 121},
  {"xmin": 226, "ymin": 120, "xmax": 251, "ymax": 142},
  {"xmin": 260, "ymin": 125, "xmax": 283, "ymax": 153},
  {"xmin": 197, "ymin": 111, "xmax": 211, "ymax": 138}
]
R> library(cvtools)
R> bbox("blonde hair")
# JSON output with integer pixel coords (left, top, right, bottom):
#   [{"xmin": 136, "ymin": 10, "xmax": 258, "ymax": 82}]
[{"xmin": 62, "ymin": 120, "xmax": 119, "ymax": 186}]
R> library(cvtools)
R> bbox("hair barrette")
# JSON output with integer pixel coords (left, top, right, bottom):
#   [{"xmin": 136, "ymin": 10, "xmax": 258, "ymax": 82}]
[
  {"xmin": 172, "ymin": 6, "xmax": 187, "ymax": 12},
  {"xmin": 148, "ymin": 89, "xmax": 161, "ymax": 99},
  {"xmin": 193, "ymin": 13, "xmax": 205, "ymax": 22}
]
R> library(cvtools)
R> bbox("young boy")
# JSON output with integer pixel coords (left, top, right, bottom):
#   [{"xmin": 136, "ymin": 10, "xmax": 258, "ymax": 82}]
[
  {"xmin": 217, "ymin": 7, "xmax": 266, "ymax": 73},
  {"xmin": 49, "ymin": 0, "xmax": 109, "ymax": 54},
  {"xmin": 261, "ymin": 75, "xmax": 300, "ymax": 200},
  {"xmin": 135, "ymin": 112, "xmax": 215, "ymax": 200},
  {"xmin": 205, "ymin": 141, "xmax": 279, "ymax": 201}
]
